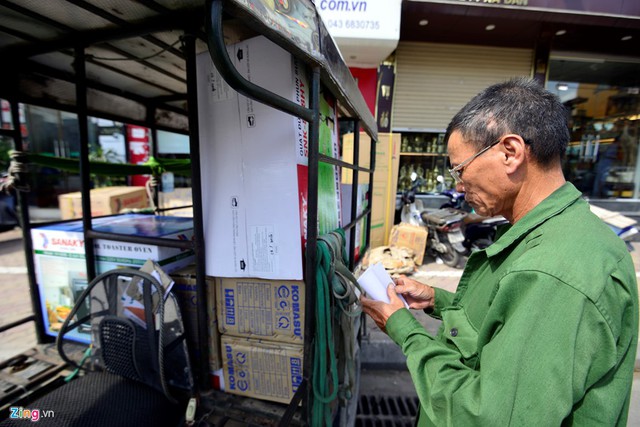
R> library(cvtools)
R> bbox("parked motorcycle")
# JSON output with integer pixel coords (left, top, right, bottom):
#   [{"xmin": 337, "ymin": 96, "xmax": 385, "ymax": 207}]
[
  {"xmin": 400, "ymin": 177, "xmax": 468, "ymax": 268},
  {"xmin": 400, "ymin": 175, "xmax": 510, "ymax": 267},
  {"xmin": 438, "ymin": 185, "xmax": 509, "ymax": 253}
]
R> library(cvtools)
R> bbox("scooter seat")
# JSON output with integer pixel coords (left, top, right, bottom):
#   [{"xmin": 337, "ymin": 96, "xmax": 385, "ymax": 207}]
[{"xmin": 422, "ymin": 208, "xmax": 467, "ymax": 225}]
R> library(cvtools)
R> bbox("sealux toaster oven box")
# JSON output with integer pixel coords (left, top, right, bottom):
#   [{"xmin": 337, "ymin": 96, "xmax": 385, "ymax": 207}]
[{"xmin": 31, "ymin": 214, "xmax": 195, "ymax": 344}]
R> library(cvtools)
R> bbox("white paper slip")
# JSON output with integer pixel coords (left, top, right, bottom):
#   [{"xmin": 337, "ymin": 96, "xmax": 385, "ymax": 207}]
[{"xmin": 357, "ymin": 262, "xmax": 409, "ymax": 308}]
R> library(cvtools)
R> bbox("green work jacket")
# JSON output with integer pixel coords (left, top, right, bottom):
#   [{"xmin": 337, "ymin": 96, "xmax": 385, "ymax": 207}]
[{"xmin": 386, "ymin": 182, "xmax": 639, "ymax": 426}]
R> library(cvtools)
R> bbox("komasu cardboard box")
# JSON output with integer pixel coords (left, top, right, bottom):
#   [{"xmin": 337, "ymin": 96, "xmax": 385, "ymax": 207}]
[
  {"xmin": 58, "ymin": 186, "xmax": 149, "ymax": 220},
  {"xmin": 220, "ymin": 335, "xmax": 303, "ymax": 404},
  {"xmin": 215, "ymin": 277, "xmax": 304, "ymax": 344},
  {"xmin": 32, "ymin": 214, "xmax": 195, "ymax": 344},
  {"xmin": 196, "ymin": 35, "xmax": 341, "ymax": 280},
  {"xmin": 170, "ymin": 265, "xmax": 222, "ymax": 371}
]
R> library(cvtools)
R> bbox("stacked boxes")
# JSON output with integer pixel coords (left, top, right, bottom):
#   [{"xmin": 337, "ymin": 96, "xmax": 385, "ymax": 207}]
[
  {"xmin": 211, "ymin": 259, "xmax": 307, "ymax": 402},
  {"xmin": 32, "ymin": 214, "xmax": 195, "ymax": 344},
  {"xmin": 196, "ymin": 35, "xmax": 347, "ymax": 404}
]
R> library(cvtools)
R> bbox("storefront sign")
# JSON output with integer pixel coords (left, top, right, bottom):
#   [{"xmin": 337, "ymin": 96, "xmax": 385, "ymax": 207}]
[
  {"xmin": 417, "ymin": 0, "xmax": 640, "ymax": 16},
  {"xmin": 316, "ymin": 0, "xmax": 401, "ymax": 40},
  {"xmin": 127, "ymin": 125, "xmax": 150, "ymax": 187}
]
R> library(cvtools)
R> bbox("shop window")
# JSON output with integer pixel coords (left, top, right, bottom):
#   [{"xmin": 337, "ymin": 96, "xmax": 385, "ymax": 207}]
[{"xmin": 547, "ymin": 57, "xmax": 640, "ymax": 199}]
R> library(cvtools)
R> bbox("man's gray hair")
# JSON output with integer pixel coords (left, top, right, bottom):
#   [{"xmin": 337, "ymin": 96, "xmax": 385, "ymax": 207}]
[{"xmin": 445, "ymin": 77, "xmax": 570, "ymax": 165}]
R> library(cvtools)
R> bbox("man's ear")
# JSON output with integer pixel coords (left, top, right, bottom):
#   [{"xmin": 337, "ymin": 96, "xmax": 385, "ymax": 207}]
[{"xmin": 501, "ymin": 134, "xmax": 527, "ymax": 174}]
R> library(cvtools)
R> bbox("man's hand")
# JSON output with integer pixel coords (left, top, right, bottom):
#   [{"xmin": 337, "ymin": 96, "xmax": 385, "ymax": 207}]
[
  {"xmin": 394, "ymin": 275, "xmax": 435, "ymax": 310},
  {"xmin": 361, "ymin": 284, "xmax": 407, "ymax": 332}
]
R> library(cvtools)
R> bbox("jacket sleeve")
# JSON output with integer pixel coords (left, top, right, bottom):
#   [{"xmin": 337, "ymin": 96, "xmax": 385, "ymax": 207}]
[
  {"xmin": 427, "ymin": 286, "xmax": 455, "ymax": 319},
  {"xmin": 385, "ymin": 270, "xmax": 619, "ymax": 426}
]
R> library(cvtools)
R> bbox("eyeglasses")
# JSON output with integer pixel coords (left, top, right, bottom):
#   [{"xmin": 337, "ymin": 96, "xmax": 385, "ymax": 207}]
[{"xmin": 448, "ymin": 138, "xmax": 502, "ymax": 184}]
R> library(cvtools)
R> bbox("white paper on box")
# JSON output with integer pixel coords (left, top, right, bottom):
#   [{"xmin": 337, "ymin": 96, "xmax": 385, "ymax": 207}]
[
  {"xmin": 197, "ymin": 36, "xmax": 310, "ymax": 280},
  {"xmin": 357, "ymin": 262, "xmax": 409, "ymax": 308}
]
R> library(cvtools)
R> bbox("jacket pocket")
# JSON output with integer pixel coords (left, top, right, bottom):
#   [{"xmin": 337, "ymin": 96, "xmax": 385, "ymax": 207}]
[{"xmin": 440, "ymin": 307, "xmax": 479, "ymax": 361}]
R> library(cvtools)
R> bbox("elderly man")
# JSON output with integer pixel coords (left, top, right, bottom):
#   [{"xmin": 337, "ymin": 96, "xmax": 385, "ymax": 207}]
[{"xmin": 362, "ymin": 77, "xmax": 639, "ymax": 426}]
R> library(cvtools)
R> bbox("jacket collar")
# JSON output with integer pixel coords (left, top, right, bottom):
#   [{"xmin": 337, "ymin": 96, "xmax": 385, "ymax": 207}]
[{"xmin": 485, "ymin": 182, "xmax": 582, "ymax": 258}]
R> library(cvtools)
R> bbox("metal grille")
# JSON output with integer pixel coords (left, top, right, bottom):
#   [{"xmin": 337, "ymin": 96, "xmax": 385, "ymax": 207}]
[
  {"xmin": 392, "ymin": 41, "xmax": 533, "ymax": 131},
  {"xmin": 356, "ymin": 395, "xmax": 419, "ymax": 427}
]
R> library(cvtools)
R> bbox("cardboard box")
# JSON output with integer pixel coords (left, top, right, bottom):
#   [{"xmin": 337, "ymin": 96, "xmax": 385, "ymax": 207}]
[
  {"xmin": 159, "ymin": 187, "xmax": 193, "ymax": 218},
  {"xmin": 220, "ymin": 335, "xmax": 303, "ymax": 404},
  {"xmin": 215, "ymin": 277, "xmax": 304, "ymax": 344},
  {"xmin": 196, "ymin": 35, "xmax": 341, "ymax": 280},
  {"xmin": 342, "ymin": 133, "xmax": 401, "ymax": 249},
  {"xmin": 170, "ymin": 265, "xmax": 222, "ymax": 371},
  {"xmin": 58, "ymin": 186, "xmax": 149, "ymax": 220},
  {"xmin": 340, "ymin": 183, "xmax": 369, "ymax": 262},
  {"xmin": 389, "ymin": 222, "xmax": 428, "ymax": 265},
  {"xmin": 32, "ymin": 214, "xmax": 195, "ymax": 343}
]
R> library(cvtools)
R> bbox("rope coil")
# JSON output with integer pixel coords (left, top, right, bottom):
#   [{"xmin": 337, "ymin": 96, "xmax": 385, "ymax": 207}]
[{"xmin": 312, "ymin": 229, "xmax": 363, "ymax": 426}]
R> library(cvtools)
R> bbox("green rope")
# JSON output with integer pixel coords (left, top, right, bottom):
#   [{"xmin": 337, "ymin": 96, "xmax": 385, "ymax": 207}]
[
  {"xmin": 311, "ymin": 229, "xmax": 364, "ymax": 425},
  {"xmin": 312, "ymin": 237, "xmax": 339, "ymax": 426}
]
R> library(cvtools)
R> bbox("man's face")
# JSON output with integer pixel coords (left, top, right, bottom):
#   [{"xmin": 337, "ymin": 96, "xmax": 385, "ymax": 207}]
[{"xmin": 447, "ymin": 130, "xmax": 507, "ymax": 218}]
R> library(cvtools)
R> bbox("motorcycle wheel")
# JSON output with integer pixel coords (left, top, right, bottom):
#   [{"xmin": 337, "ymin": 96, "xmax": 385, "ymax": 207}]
[{"xmin": 440, "ymin": 243, "xmax": 460, "ymax": 268}]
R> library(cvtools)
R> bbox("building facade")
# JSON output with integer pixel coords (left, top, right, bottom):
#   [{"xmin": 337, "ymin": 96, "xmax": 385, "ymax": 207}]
[{"xmin": 386, "ymin": 0, "xmax": 640, "ymax": 200}]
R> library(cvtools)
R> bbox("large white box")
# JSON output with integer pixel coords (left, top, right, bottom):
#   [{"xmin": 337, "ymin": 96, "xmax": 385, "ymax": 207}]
[
  {"xmin": 32, "ymin": 214, "xmax": 195, "ymax": 343},
  {"xmin": 197, "ymin": 35, "xmax": 341, "ymax": 280}
]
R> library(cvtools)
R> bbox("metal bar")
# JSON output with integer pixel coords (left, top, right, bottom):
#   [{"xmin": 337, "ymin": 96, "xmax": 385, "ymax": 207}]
[
  {"xmin": 147, "ymin": 105, "xmax": 160, "ymax": 210},
  {"xmin": 0, "ymin": 6, "xmax": 198, "ymax": 59},
  {"xmin": 87, "ymin": 43, "xmax": 186, "ymax": 84},
  {"xmin": 0, "ymin": 92, "xmax": 187, "ymax": 135},
  {"xmin": 85, "ymin": 229, "xmax": 194, "ymax": 250},
  {"xmin": 183, "ymin": 32, "xmax": 211, "ymax": 390},
  {"xmin": 8, "ymin": 93, "xmax": 51, "ymax": 343},
  {"xmin": 349, "ymin": 122, "xmax": 360, "ymax": 270},
  {"xmin": 0, "ymin": 315, "xmax": 35, "ymax": 334},
  {"xmin": 342, "ymin": 207, "xmax": 372, "ymax": 233},
  {"xmin": 302, "ymin": 66, "xmax": 321, "ymax": 425},
  {"xmin": 318, "ymin": 153, "xmax": 373, "ymax": 174},
  {"xmin": 17, "ymin": 60, "xmax": 185, "ymax": 114},
  {"xmin": 363, "ymin": 132, "xmax": 377, "ymax": 259},
  {"xmin": 64, "ymin": 0, "xmax": 185, "ymax": 58},
  {"xmin": 155, "ymin": 204, "xmax": 193, "ymax": 214},
  {"xmin": 205, "ymin": 0, "xmax": 314, "ymax": 123},
  {"xmin": 74, "ymin": 45, "xmax": 97, "ymax": 282},
  {"xmin": 278, "ymin": 379, "xmax": 306, "ymax": 426},
  {"xmin": 2, "ymin": 1, "xmax": 185, "ymax": 85}
]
